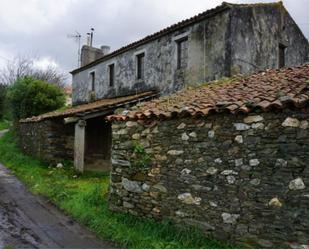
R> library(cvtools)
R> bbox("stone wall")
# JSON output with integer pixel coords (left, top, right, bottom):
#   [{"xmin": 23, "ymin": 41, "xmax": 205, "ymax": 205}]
[
  {"xmin": 109, "ymin": 109, "xmax": 309, "ymax": 248},
  {"xmin": 19, "ymin": 118, "xmax": 74, "ymax": 163},
  {"xmin": 230, "ymin": 4, "xmax": 309, "ymax": 75}
]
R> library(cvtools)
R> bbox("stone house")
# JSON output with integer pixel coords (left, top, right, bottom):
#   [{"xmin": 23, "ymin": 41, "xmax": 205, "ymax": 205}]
[
  {"xmin": 19, "ymin": 1, "xmax": 308, "ymax": 173},
  {"xmin": 71, "ymin": 1, "xmax": 308, "ymax": 105},
  {"xmin": 19, "ymin": 92, "xmax": 157, "ymax": 172},
  {"xmin": 107, "ymin": 64, "xmax": 309, "ymax": 248}
]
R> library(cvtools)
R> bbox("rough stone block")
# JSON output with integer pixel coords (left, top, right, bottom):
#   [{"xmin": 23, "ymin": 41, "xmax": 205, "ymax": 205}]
[
  {"xmin": 167, "ymin": 150, "xmax": 184, "ymax": 156},
  {"xmin": 178, "ymin": 193, "xmax": 201, "ymax": 205},
  {"xmin": 282, "ymin": 117, "xmax": 300, "ymax": 127},
  {"xmin": 244, "ymin": 115, "xmax": 264, "ymax": 123},
  {"xmin": 221, "ymin": 212, "xmax": 240, "ymax": 224},
  {"xmin": 235, "ymin": 135, "xmax": 243, "ymax": 143},
  {"xmin": 122, "ymin": 178, "xmax": 142, "ymax": 193},
  {"xmin": 289, "ymin": 177, "xmax": 305, "ymax": 190}
]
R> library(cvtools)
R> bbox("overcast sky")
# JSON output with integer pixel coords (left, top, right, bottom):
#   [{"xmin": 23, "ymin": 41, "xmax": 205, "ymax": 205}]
[{"xmin": 0, "ymin": 0, "xmax": 308, "ymax": 83}]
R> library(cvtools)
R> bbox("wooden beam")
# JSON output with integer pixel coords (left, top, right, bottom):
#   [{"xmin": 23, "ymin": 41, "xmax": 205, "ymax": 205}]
[{"xmin": 63, "ymin": 117, "xmax": 79, "ymax": 124}]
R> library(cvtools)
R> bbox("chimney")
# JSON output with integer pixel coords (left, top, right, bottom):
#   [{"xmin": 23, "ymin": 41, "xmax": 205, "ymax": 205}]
[
  {"xmin": 101, "ymin": 45, "xmax": 110, "ymax": 55},
  {"xmin": 80, "ymin": 45, "xmax": 111, "ymax": 67},
  {"xmin": 80, "ymin": 45, "xmax": 102, "ymax": 67}
]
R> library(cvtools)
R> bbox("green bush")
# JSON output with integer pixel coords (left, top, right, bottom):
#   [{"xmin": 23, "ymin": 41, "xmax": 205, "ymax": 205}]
[
  {"xmin": 7, "ymin": 76, "xmax": 65, "ymax": 120},
  {"xmin": 0, "ymin": 84, "xmax": 7, "ymax": 119}
]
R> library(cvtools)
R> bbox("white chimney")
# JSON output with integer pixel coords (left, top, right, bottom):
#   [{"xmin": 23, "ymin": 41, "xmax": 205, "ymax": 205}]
[{"xmin": 101, "ymin": 45, "xmax": 110, "ymax": 56}]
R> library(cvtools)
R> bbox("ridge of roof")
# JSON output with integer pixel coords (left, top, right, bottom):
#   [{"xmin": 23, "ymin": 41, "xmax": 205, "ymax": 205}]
[
  {"xmin": 223, "ymin": 1, "xmax": 283, "ymax": 8},
  {"xmin": 108, "ymin": 64, "xmax": 309, "ymax": 122}
]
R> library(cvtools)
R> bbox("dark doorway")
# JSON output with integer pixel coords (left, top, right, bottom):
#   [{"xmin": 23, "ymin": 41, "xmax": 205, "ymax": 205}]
[{"xmin": 85, "ymin": 117, "xmax": 112, "ymax": 172}]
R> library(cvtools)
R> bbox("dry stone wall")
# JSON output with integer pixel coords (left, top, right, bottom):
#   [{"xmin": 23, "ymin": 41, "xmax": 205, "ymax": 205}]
[
  {"xmin": 19, "ymin": 118, "xmax": 74, "ymax": 163},
  {"xmin": 109, "ymin": 109, "xmax": 309, "ymax": 249}
]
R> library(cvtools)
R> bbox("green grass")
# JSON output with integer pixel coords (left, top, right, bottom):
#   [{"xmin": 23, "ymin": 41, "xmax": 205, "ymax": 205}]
[
  {"xmin": 0, "ymin": 131, "xmax": 238, "ymax": 249},
  {"xmin": 0, "ymin": 119, "xmax": 10, "ymax": 130}
]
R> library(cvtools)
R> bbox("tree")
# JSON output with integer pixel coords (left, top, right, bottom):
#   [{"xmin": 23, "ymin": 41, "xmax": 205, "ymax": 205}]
[
  {"xmin": 0, "ymin": 55, "xmax": 67, "ymax": 87},
  {"xmin": 7, "ymin": 77, "xmax": 65, "ymax": 120},
  {"xmin": 0, "ymin": 84, "xmax": 7, "ymax": 119}
]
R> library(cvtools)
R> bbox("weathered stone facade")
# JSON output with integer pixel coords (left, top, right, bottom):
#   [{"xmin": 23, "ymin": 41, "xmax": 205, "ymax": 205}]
[
  {"xmin": 109, "ymin": 109, "xmax": 309, "ymax": 248},
  {"xmin": 19, "ymin": 117, "xmax": 112, "ymax": 172},
  {"xmin": 19, "ymin": 118, "xmax": 74, "ymax": 163},
  {"xmin": 71, "ymin": 2, "xmax": 308, "ymax": 105},
  {"xmin": 72, "ymin": 8, "xmax": 230, "ymax": 104}
]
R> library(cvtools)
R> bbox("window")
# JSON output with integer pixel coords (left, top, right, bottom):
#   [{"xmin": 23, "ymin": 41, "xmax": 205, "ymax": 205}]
[
  {"xmin": 177, "ymin": 37, "xmax": 188, "ymax": 69},
  {"xmin": 136, "ymin": 53, "xmax": 145, "ymax": 80},
  {"xmin": 90, "ymin": 71, "xmax": 95, "ymax": 91},
  {"xmin": 279, "ymin": 44, "xmax": 286, "ymax": 68},
  {"xmin": 109, "ymin": 64, "xmax": 115, "ymax": 87}
]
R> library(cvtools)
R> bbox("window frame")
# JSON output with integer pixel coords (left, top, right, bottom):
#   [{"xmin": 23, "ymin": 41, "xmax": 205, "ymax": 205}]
[
  {"xmin": 136, "ymin": 52, "xmax": 145, "ymax": 80},
  {"xmin": 176, "ymin": 36, "xmax": 188, "ymax": 70},
  {"xmin": 89, "ymin": 71, "xmax": 95, "ymax": 91},
  {"xmin": 108, "ymin": 63, "xmax": 115, "ymax": 87}
]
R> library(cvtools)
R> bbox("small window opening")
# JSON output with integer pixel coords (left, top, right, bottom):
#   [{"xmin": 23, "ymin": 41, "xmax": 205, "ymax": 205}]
[
  {"xmin": 90, "ymin": 71, "xmax": 95, "ymax": 91},
  {"xmin": 136, "ymin": 53, "xmax": 145, "ymax": 80},
  {"xmin": 109, "ymin": 64, "xmax": 115, "ymax": 87},
  {"xmin": 279, "ymin": 44, "xmax": 286, "ymax": 68},
  {"xmin": 177, "ymin": 37, "xmax": 188, "ymax": 69}
]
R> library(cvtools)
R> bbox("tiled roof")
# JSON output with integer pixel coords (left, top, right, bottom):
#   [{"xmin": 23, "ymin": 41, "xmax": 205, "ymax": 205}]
[
  {"xmin": 71, "ymin": 2, "xmax": 282, "ymax": 74},
  {"xmin": 20, "ymin": 91, "xmax": 158, "ymax": 123},
  {"xmin": 108, "ymin": 64, "xmax": 309, "ymax": 121}
]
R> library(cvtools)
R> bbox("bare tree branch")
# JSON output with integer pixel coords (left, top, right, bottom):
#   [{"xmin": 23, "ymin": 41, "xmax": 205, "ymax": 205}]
[{"xmin": 0, "ymin": 55, "xmax": 67, "ymax": 87}]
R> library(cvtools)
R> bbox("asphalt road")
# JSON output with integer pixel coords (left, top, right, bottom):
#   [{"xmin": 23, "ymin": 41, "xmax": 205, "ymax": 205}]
[{"xmin": 0, "ymin": 130, "xmax": 119, "ymax": 249}]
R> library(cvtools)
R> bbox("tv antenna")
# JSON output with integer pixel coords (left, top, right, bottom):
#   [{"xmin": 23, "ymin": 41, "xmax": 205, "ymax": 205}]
[
  {"xmin": 87, "ymin": 28, "xmax": 94, "ymax": 47},
  {"xmin": 67, "ymin": 31, "xmax": 82, "ymax": 67}
]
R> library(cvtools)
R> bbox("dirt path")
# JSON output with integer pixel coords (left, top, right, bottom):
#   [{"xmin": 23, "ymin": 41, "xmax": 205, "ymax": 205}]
[{"xmin": 0, "ymin": 131, "xmax": 119, "ymax": 249}]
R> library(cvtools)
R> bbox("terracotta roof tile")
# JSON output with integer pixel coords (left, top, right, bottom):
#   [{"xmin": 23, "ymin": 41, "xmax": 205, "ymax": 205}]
[
  {"xmin": 20, "ymin": 91, "xmax": 158, "ymax": 123},
  {"xmin": 108, "ymin": 64, "xmax": 309, "ymax": 121}
]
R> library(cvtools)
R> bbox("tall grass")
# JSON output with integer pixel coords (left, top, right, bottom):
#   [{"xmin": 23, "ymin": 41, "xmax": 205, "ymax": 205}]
[
  {"xmin": 0, "ymin": 131, "xmax": 238, "ymax": 249},
  {"xmin": 0, "ymin": 119, "xmax": 10, "ymax": 130}
]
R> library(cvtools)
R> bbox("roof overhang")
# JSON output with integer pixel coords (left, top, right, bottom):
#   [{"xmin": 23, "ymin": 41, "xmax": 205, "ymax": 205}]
[{"xmin": 20, "ymin": 91, "xmax": 159, "ymax": 124}]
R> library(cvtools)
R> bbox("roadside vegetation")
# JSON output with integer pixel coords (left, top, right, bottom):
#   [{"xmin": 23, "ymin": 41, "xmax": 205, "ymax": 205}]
[
  {"xmin": 0, "ymin": 119, "xmax": 10, "ymax": 130},
  {"xmin": 7, "ymin": 76, "xmax": 65, "ymax": 120},
  {"xmin": 0, "ymin": 131, "xmax": 238, "ymax": 249},
  {"xmin": 0, "ymin": 55, "xmax": 67, "ymax": 125}
]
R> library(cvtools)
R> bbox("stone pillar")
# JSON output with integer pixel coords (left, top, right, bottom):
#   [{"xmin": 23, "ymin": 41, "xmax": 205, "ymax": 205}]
[{"xmin": 74, "ymin": 119, "xmax": 86, "ymax": 172}]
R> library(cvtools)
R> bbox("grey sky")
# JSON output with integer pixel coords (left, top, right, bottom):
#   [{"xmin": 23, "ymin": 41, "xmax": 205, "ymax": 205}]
[{"xmin": 0, "ymin": 0, "xmax": 308, "ymax": 82}]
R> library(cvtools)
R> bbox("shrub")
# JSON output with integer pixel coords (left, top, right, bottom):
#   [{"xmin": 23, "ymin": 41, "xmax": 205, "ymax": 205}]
[
  {"xmin": 7, "ymin": 76, "xmax": 65, "ymax": 120},
  {"xmin": 0, "ymin": 84, "xmax": 7, "ymax": 119},
  {"xmin": 131, "ymin": 142, "xmax": 152, "ymax": 170}
]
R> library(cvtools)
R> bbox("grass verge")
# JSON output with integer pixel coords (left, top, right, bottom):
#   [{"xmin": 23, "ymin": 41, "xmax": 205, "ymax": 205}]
[
  {"xmin": 0, "ymin": 119, "xmax": 10, "ymax": 130},
  {"xmin": 0, "ymin": 131, "xmax": 238, "ymax": 249}
]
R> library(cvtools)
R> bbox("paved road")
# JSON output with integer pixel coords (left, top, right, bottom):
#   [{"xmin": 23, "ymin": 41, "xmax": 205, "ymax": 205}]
[{"xmin": 0, "ymin": 130, "xmax": 119, "ymax": 249}]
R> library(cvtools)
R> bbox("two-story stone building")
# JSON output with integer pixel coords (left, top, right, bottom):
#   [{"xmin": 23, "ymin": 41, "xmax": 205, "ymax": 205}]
[
  {"xmin": 71, "ymin": 1, "xmax": 308, "ymax": 105},
  {"xmin": 20, "ymin": 1, "xmax": 308, "ymax": 173}
]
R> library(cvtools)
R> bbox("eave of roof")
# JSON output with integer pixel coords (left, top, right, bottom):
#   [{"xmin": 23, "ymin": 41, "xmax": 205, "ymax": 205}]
[
  {"xmin": 107, "ymin": 64, "xmax": 309, "ymax": 122},
  {"xmin": 20, "ymin": 91, "xmax": 158, "ymax": 123}
]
